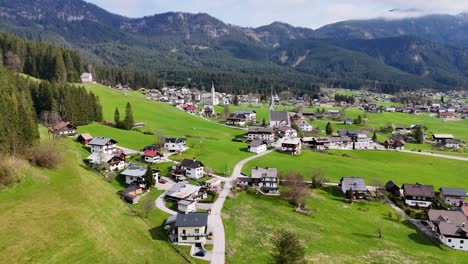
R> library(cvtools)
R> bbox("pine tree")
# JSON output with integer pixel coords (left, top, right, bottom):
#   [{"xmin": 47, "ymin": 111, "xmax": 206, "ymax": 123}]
[
  {"xmin": 143, "ymin": 165, "xmax": 155, "ymax": 190},
  {"xmin": 233, "ymin": 95, "xmax": 239, "ymax": 106},
  {"xmin": 271, "ymin": 230, "xmax": 306, "ymax": 264},
  {"xmin": 372, "ymin": 131, "xmax": 377, "ymax": 142},
  {"xmin": 114, "ymin": 107, "xmax": 120, "ymax": 127},
  {"xmin": 262, "ymin": 117, "xmax": 267, "ymax": 127},
  {"xmin": 123, "ymin": 102, "xmax": 134, "ymax": 130},
  {"xmin": 325, "ymin": 122, "xmax": 333, "ymax": 136},
  {"xmin": 415, "ymin": 126, "xmax": 424, "ymax": 144}
]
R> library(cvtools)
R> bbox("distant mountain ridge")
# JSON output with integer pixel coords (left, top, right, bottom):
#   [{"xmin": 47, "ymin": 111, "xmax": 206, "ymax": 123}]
[{"xmin": 0, "ymin": 0, "xmax": 467, "ymax": 92}]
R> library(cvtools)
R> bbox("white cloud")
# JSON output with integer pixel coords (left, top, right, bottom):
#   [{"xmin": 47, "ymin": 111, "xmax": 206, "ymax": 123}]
[{"xmin": 86, "ymin": 0, "xmax": 468, "ymax": 28}]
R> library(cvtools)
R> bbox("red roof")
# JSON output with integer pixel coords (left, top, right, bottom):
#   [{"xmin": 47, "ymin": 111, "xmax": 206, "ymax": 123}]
[
  {"xmin": 184, "ymin": 105, "xmax": 197, "ymax": 111},
  {"xmin": 439, "ymin": 112, "xmax": 454, "ymax": 117},
  {"xmin": 143, "ymin": 150, "xmax": 162, "ymax": 157}
]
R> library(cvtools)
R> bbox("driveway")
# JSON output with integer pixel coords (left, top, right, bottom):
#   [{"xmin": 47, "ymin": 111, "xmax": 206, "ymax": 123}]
[
  {"xmin": 210, "ymin": 149, "xmax": 274, "ymax": 264},
  {"xmin": 155, "ymin": 190, "xmax": 177, "ymax": 216}
]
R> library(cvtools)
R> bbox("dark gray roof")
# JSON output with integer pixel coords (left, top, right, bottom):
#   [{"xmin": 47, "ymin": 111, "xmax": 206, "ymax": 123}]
[
  {"xmin": 175, "ymin": 212, "xmax": 208, "ymax": 227},
  {"xmin": 248, "ymin": 126, "xmax": 274, "ymax": 133},
  {"xmin": 338, "ymin": 129, "xmax": 370, "ymax": 138},
  {"xmin": 165, "ymin": 137, "xmax": 186, "ymax": 143},
  {"xmin": 237, "ymin": 177, "xmax": 252, "ymax": 183},
  {"xmin": 180, "ymin": 159, "xmax": 204, "ymax": 169},
  {"xmin": 270, "ymin": 111, "xmax": 289, "ymax": 122},
  {"xmin": 440, "ymin": 188, "xmax": 467, "ymax": 197},
  {"xmin": 340, "ymin": 177, "xmax": 367, "ymax": 192},
  {"xmin": 403, "ymin": 184, "xmax": 435, "ymax": 197},
  {"xmin": 251, "ymin": 167, "xmax": 277, "ymax": 179},
  {"xmin": 235, "ymin": 110, "xmax": 256, "ymax": 115},
  {"xmin": 88, "ymin": 137, "xmax": 117, "ymax": 146},
  {"xmin": 121, "ymin": 165, "xmax": 147, "ymax": 178},
  {"xmin": 249, "ymin": 140, "xmax": 264, "ymax": 147}
]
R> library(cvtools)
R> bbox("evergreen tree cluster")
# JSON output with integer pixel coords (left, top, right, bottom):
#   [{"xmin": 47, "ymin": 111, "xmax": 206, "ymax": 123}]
[
  {"xmin": 0, "ymin": 32, "xmax": 83, "ymax": 83},
  {"xmin": 334, "ymin": 94, "xmax": 355, "ymax": 104},
  {"xmin": 113, "ymin": 103, "xmax": 134, "ymax": 130},
  {"xmin": 0, "ymin": 68, "xmax": 39, "ymax": 155},
  {"xmin": 30, "ymin": 81, "xmax": 102, "ymax": 126},
  {"xmin": 96, "ymin": 66, "xmax": 163, "ymax": 89}
]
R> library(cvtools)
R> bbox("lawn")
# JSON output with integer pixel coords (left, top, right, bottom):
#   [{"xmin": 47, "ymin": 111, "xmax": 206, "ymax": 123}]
[
  {"xmin": 78, "ymin": 83, "xmax": 253, "ymax": 174},
  {"xmin": 242, "ymin": 150, "xmax": 468, "ymax": 189},
  {"xmin": 0, "ymin": 139, "xmax": 186, "ymax": 263},
  {"xmin": 223, "ymin": 189, "xmax": 466, "ymax": 264}
]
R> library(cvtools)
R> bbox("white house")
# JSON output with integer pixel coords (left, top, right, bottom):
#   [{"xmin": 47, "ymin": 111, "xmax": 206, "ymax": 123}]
[
  {"xmin": 88, "ymin": 137, "xmax": 118, "ymax": 154},
  {"xmin": 165, "ymin": 212, "xmax": 209, "ymax": 245},
  {"xmin": 234, "ymin": 110, "xmax": 257, "ymax": 123},
  {"xmin": 142, "ymin": 149, "xmax": 163, "ymax": 163},
  {"xmin": 173, "ymin": 159, "xmax": 205, "ymax": 179},
  {"xmin": 428, "ymin": 210, "xmax": 468, "ymax": 251},
  {"xmin": 86, "ymin": 152, "xmax": 125, "ymax": 171},
  {"xmin": 164, "ymin": 138, "xmax": 188, "ymax": 153},
  {"xmin": 49, "ymin": 122, "xmax": 77, "ymax": 136},
  {"xmin": 297, "ymin": 119, "xmax": 312, "ymax": 132},
  {"xmin": 80, "ymin": 72, "xmax": 93, "ymax": 83},
  {"xmin": 121, "ymin": 165, "xmax": 158, "ymax": 188},
  {"xmin": 269, "ymin": 111, "xmax": 290, "ymax": 128},
  {"xmin": 177, "ymin": 200, "xmax": 197, "ymax": 213},
  {"xmin": 246, "ymin": 127, "xmax": 275, "ymax": 142},
  {"xmin": 248, "ymin": 140, "xmax": 267, "ymax": 154},
  {"xmin": 444, "ymin": 139, "xmax": 461, "ymax": 149},
  {"xmin": 281, "ymin": 138, "xmax": 302, "ymax": 155},
  {"xmin": 278, "ymin": 126, "xmax": 298, "ymax": 138},
  {"xmin": 403, "ymin": 184, "xmax": 434, "ymax": 208}
]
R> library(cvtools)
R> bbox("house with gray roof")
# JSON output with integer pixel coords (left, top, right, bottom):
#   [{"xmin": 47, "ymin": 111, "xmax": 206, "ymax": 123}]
[
  {"xmin": 173, "ymin": 158, "xmax": 205, "ymax": 179},
  {"xmin": 88, "ymin": 137, "xmax": 118, "ymax": 154},
  {"xmin": 428, "ymin": 209, "xmax": 468, "ymax": 251},
  {"xmin": 340, "ymin": 177, "xmax": 369, "ymax": 200},
  {"xmin": 121, "ymin": 165, "xmax": 158, "ymax": 188},
  {"xmin": 165, "ymin": 183, "xmax": 204, "ymax": 201},
  {"xmin": 440, "ymin": 188, "xmax": 467, "ymax": 206},
  {"xmin": 234, "ymin": 110, "xmax": 256, "ymax": 123},
  {"xmin": 237, "ymin": 167, "xmax": 279, "ymax": 194},
  {"xmin": 248, "ymin": 140, "xmax": 267, "ymax": 154},
  {"xmin": 269, "ymin": 111, "xmax": 290, "ymax": 128},
  {"xmin": 165, "ymin": 212, "xmax": 209, "ymax": 245}
]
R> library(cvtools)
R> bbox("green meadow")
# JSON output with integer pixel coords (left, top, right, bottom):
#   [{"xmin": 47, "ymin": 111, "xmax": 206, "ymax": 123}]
[
  {"xmin": 242, "ymin": 150, "xmax": 468, "ymax": 189},
  {"xmin": 79, "ymin": 83, "xmax": 253, "ymax": 174},
  {"xmin": 224, "ymin": 189, "xmax": 466, "ymax": 264},
  {"xmin": 0, "ymin": 139, "xmax": 186, "ymax": 263}
]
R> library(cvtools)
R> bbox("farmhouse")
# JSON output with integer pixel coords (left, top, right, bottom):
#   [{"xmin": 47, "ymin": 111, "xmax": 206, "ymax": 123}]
[
  {"xmin": 428, "ymin": 209, "xmax": 468, "ymax": 251},
  {"xmin": 80, "ymin": 72, "xmax": 93, "ymax": 83},
  {"xmin": 269, "ymin": 111, "xmax": 290, "ymax": 128},
  {"xmin": 343, "ymin": 118, "xmax": 353, "ymax": 125},
  {"xmin": 246, "ymin": 126, "xmax": 275, "ymax": 142},
  {"xmin": 402, "ymin": 183, "xmax": 435, "ymax": 208},
  {"xmin": 444, "ymin": 139, "xmax": 461, "ymax": 149},
  {"xmin": 165, "ymin": 212, "xmax": 209, "ymax": 245},
  {"xmin": 173, "ymin": 159, "xmax": 205, "ymax": 179},
  {"xmin": 297, "ymin": 119, "xmax": 313, "ymax": 132},
  {"xmin": 184, "ymin": 105, "xmax": 197, "ymax": 114},
  {"xmin": 142, "ymin": 149, "xmax": 163, "ymax": 163},
  {"xmin": 164, "ymin": 138, "xmax": 188, "ymax": 153},
  {"xmin": 88, "ymin": 137, "xmax": 118, "ymax": 154},
  {"xmin": 338, "ymin": 129, "xmax": 372, "ymax": 149},
  {"xmin": 226, "ymin": 113, "xmax": 247, "ymax": 126},
  {"xmin": 77, "ymin": 133, "xmax": 93, "ymax": 145},
  {"xmin": 281, "ymin": 138, "xmax": 302, "ymax": 155},
  {"xmin": 49, "ymin": 121, "xmax": 77, "ymax": 136},
  {"xmin": 339, "ymin": 177, "xmax": 369, "ymax": 200},
  {"xmin": 439, "ymin": 112, "xmax": 455, "ymax": 119},
  {"xmin": 432, "ymin": 134, "xmax": 454, "ymax": 144},
  {"xmin": 440, "ymin": 188, "xmax": 467, "ymax": 206},
  {"xmin": 248, "ymin": 140, "xmax": 267, "ymax": 154},
  {"xmin": 237, "ymin": 167, "xmax": 279, "ymax": 194},
  {"xmin": 384, "ymin": 138, "xmax": 405, "ymax": 150},
  {"xmin": 121, "ymin": 165, "xmax": 158, "ymax": 188},
  {"xmin": 307, "ymin": 137, "xmax": 330, "ymax": 150},
  {"xmin": 86, "ymin": 151, "xmax": 126, "ymax": 171},
  {"xmin": 328, "ymin": 136, "xmax": 353, "ymax": 150}
]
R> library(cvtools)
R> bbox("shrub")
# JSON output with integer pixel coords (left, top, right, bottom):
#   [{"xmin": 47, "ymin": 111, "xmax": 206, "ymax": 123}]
[
  {"xmin": 0, "ymin": 156, "xmax": 23, "ymax": 188},
  {"xmin": 26, "ymin": 143, "xmax": 63, "ymax": 169}
]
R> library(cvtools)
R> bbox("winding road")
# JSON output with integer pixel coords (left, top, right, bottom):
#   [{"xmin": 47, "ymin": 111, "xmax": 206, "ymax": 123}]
[{"xmin": 209, "ymin": 149, "xmax": 274, "ymax": 264}]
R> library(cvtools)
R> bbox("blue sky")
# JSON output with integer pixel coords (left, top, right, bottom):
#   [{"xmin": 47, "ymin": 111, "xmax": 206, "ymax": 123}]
[{"xmin": 87, "ymin": 0, "xmax": 468, "ymax": 29}]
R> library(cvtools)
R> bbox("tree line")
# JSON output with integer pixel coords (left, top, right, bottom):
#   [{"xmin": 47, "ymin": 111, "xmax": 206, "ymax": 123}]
[
  {"xmin": 0, "ymin": 32, "xmax": 83, "ymax": 83},
  {"xmin": 0, "ymin": 67, "xmax": 103, "ymax": 156}
]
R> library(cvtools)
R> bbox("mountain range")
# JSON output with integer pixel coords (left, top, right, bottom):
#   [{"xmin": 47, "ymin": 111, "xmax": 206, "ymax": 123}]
[{"xmin": 1, "ymin": 0, "xmax": 468, "ymax": 93}]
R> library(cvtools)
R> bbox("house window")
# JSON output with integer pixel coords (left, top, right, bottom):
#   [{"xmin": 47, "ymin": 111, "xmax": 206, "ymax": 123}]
[
  {"xmin": 448, "ymin": 239, "xmax": 452, "ymax": 243},
  {"xmin": 195, "ymin": 229, "xmax": 199, "ymax": 233},
  {"xmin": 182, "ymin": 236, "xmax": 187, "ymax": 241},
  {"xmin": 195, "ymin": 236, "xmax": 200, "ymax": 240},
  {"xmin": 461, "ymin": 240, "xmax": 464, "ymax": 244}
]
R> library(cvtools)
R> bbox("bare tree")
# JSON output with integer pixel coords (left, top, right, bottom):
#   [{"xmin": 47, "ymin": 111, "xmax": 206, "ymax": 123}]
[
  {"xmin": 205, "ymin": 167, "xmax": 214, "ymax": 175},
  {"xmin": 143, "ymin": 197, "xmax": 154, "ymax": 218},
  {"xmin": 311, "ymin": 168, "xmax": 328, "ymax": 189},
  {"xmin": 283, "ymin": 171, "xmax": 310, "ymax": 208},
  {"xmin": 155, "ymin": 129, "xmax": 165, "ymax": 149},
  {"xmin": 4, "ymin": 51, "xmax": 21, "ymax": 72}
]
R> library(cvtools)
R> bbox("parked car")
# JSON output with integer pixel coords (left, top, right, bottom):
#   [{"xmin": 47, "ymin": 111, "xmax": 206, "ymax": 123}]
[{"xmin": 195, "ymin": 250, "xmax": 206, "ymax": 257}]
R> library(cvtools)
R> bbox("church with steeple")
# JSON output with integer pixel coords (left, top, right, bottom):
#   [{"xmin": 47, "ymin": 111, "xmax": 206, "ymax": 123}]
[{"xmin": 201, "ymin": 81, "xmax": 219, "ymax": 106}]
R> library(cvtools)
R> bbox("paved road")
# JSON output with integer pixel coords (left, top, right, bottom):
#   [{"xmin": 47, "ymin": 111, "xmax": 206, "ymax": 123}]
[
  {"xmin": 155, "ymin": 190, "xmax": 177, "ymax": 216},
  {"xmin": 399, "ymin": 150, "xmax": 468, "ymax": 161},
  {"xmin": 210, "ymin": 149, "xmax": 274, "ymax": 264}
]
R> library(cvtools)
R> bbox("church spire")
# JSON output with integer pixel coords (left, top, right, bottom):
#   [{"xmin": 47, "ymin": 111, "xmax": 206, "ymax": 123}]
[
  {"xmin": 211, "ymin": 81, "xmax": 215, "ymax": 106},
  {"xmin": 269, "ymin": 89, "xmax": 275, "ymax": 111}
]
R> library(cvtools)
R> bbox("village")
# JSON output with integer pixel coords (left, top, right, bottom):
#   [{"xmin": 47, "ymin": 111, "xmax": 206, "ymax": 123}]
[{"xmin": 45, "ymin": 78, "xmax": 468, "ymax": 263}]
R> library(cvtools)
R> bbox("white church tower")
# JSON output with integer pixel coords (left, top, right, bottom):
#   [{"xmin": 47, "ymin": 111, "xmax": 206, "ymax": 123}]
[{"xmin": 211, "ymin": 81, "xmax": 216, "ymax": 106}]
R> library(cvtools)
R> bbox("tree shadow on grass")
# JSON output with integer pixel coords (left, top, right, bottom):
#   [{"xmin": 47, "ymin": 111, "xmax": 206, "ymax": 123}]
[
  {"xmin": 352, "ymin": 232, "xmax": 379, "ymax": 239},
  {"xmin": 320, "ymin": 186, "xmax": 346, "ymax": 202},
  {"xmin": 238, "ymin": 147, "xmax": 249, "ymax": 152},
  {"xmin": 401, "ymin": 220, "xmax": 442, "ymax": 248},
  {"xmin": 149, "ymin": 219, "xmax": 171, "ymax": 242}
]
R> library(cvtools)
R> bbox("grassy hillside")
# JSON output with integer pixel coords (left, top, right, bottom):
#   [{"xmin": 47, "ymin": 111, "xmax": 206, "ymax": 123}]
[
  {"xmin": 0, "ymin": 138, "xmax": 186, "ymax": 263},
  {"xmin": 243, "ymin": 150, "xmax": 468, "ymax": 189},
  {"xmin": 79, "ymin": 83, "xmax": 253, "ymax": 174},
  {"xmin": 224, "ymin": 189, "xmax": 466, "ymax": 264}
]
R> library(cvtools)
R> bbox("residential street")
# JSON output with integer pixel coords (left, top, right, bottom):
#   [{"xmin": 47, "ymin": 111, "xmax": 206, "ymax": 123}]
[
  {"xmin": 209, "ymin": 149, "xmax": 274, "ymax": 264},
  {"xmin": 399, "ymin": 150, "xmax": 468, "ymax": 161}
]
